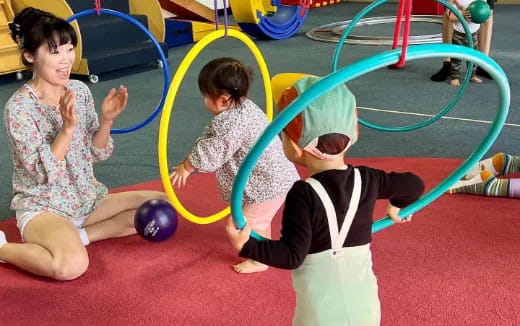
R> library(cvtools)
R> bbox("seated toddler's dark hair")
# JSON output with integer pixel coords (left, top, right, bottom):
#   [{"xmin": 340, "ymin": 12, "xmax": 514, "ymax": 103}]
[{"xmin": 198, "ymin": 57, "xmax": 253, "ymax": 107}]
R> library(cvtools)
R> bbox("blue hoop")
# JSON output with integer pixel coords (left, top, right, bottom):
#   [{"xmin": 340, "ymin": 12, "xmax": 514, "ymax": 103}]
[
  {"xmin": 231, "ymin": 44, "xmax": 510, "ymax": 240},
  {"xmin": 67, "ymin": 9, "xmax": 170, "ymax": 134},
  {"xmin": 331, "ymin": 0, "xmax": 474, "ymax": 132}
]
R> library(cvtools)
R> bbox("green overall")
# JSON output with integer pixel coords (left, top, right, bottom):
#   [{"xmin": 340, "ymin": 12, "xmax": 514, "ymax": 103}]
[{"xmin": 292, "ymin": 168, "xmax": 381, "ymax": 326}]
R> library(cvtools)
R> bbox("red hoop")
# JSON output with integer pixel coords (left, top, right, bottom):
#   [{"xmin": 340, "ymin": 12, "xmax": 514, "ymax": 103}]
[
  {"xmin": 94, "ymin": 0, "xmax": 101, "ymax": 15},
  {"xmin": 391, "ymin": 0, "xmax": 412, "ymax": 68},
  {"xmin": 299, "ymin": 0, "xmax": 310, "ymax": 17}
]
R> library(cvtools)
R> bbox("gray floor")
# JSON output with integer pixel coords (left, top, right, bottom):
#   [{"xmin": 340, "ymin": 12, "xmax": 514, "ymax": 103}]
[{"xmin": 0, "ymin": 2, "xmax": 518, "ymax": 219}]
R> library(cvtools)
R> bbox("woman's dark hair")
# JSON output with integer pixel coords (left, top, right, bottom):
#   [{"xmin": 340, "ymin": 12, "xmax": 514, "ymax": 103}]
[
  {"xmin": 8, "ymin": 7, "xmax": 77, "ymax": 67},
  {"xmin": 198, "ymin": 57, "xmax": 253, "ymax": 107},
  {"xmin": 316, "ymin": 133, "xmax": 350, "ymax": 155}
]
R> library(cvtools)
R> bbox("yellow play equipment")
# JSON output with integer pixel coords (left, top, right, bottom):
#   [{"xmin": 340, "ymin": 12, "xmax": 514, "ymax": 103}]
[
  {"xmin": 158, "ymin": 28, "xmax": 273, "ymax": 224},
  {"xmin": 7, "ymin": 0, "xmax": 165, "ymax": 77},
  {"xmin": 271, "ymin": 72, "xmax": 311, "ymax": 103},
  {"xmin": 0, "ymin": 0, "xmax": 24, "ymax": 78},
  {"xmin": 230, "ymin": 0, "xmax": 277, "ymax": 24}
]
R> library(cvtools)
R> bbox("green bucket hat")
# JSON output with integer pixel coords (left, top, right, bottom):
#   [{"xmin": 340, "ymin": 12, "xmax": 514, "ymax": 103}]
[{"xmin": 275, "ymin": 74, "xmax": 359, "ymax": 159}]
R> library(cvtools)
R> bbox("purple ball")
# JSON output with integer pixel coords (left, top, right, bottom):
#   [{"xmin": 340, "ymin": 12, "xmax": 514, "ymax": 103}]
[{"xmin": 134, "ymin": 199, "xmax": 178, "ymax": 242}]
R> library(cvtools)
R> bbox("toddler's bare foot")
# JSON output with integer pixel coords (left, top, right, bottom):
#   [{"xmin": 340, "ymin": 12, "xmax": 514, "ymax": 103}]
[
  {"xmin": 232, "ymin": 259, "xmax": 269, "ymax": 274},
  {"xmin": 450, "ymin": 79, "xmax": 460, "ymax": 86},
  {"xmin": 471, "ymin": 76, "xmax": 482, "ymax": 83}
]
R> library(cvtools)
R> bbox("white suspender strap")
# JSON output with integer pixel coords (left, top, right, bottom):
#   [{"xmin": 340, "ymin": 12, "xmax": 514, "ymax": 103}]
[
  {"xmin": 305, "ymin": 178, "xmax": 339, "ymax": 247},
  {"xmin": 336, "ymin": 168, "xmax": 362, "ymax": 248},
  {"xmin": 305, "ymin": 168, "xmax": 362, "ymax": 249}
]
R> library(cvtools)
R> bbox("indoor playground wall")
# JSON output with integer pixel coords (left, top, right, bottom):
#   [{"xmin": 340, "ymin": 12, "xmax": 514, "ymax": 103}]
[
  {"xmin": 194, "ymin": 0, "xmax": 227, "ymax": 10},
  {"xmin": 159, "ymin": 0, "xmax": 216, "ymax": 22},
  {"xmin": 0, "ymin": 0, "xmax": 24, "ymax": 76},
  {"xmin": 9, "ymin": 0, "xmax": 165, "ymax": 76}
]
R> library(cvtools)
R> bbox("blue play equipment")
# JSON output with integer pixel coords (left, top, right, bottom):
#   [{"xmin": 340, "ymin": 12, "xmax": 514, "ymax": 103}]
[
  {"xmin": 67, "ymin": 9, "xmax": 170, "ymax": 134},
  {"xmin": 229, "ymin": 0, "xmax": 309, "ymax": 40}
]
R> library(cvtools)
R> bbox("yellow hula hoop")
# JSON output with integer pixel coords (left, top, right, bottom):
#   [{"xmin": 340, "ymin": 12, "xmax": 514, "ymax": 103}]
[{"xmin": 158, "ymin": 29, "xmax": 273, "ymax": 225}]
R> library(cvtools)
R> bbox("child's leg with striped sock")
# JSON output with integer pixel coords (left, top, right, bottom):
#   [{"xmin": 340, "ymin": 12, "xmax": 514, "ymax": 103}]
[
  {"xmin": 449, "ymin": 171, "xmax": 520, "ymax": 198},
  {"xmin": 449, "ymin": 170, "xmax": 495, "ymax": 195},
  {"xmin": 484, "ymin": 177, "xmax": 511, "ymax": 197},
  {"xmin": 503, "ymin": 154, "xmax": 520, "ymax": 176},
  {"xmin": 463, "ymin": 153, "xmax": 520, "ymax": 180}
]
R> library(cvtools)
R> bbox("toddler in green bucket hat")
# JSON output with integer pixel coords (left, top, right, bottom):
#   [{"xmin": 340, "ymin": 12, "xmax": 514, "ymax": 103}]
[{"xmin": 227, "ymin": 73, "xmax": 425, "ymax": 326}]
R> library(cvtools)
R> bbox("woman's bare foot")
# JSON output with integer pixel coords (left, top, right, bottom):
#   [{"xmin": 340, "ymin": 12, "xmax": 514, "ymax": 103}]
[
  {"xmin": 450, "ymin": 79, "xmax": 460, "ymax": 86},
  {"xmin": 233, "ymin": 259, "xmax": 269, "ymax": 274},
  {"xmin": 471, "ymin": 76, "xmax": 482, "ymax": 83}
]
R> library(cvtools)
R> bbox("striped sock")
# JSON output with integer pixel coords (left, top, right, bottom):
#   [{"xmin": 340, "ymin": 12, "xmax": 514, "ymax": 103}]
[
  {"xmin": 502, "ymin": 154, "xmax": 520, "ymax": 176},
  {"xmin": 463, "ymin": 153, "xmax": 520, "ymax": 179},
  {"xmin": 484, "ymin": 177, "xmax": 510, "ymax": 197},
  {"xmin": 450, "ymin": 170, "xmax": 510, "ymax": 197},
  {"xmin": 449, "ymin": 170, "xmax": 494, "ymax": 195}
]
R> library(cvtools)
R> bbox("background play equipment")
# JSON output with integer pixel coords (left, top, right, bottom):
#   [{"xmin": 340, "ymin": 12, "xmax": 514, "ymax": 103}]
[
  {"xmin": 135, "ymin": 199, "xmax": 178, "ymax": 242},
  {"xmin": 331, "ymin": 0, "xmax": 475, "ymax": 132},
  {"xmin": 159, "ymin": 0, "xmax": 215, "ymax": 23},
  {"xmin": 391, "ymin": 0, "xmax": 412, "ymax": 67},
  {"xmin": 160, "ymin": 0, "xmax": 240, "ymax": 48},
  {"xmin": 11, "ymin": 0, "xmax": 168, "ymax": 83},
  {"xmin": 0, "ymin": 0, "xmax": 24, "ymax": 79},
  {"xmin": 282, "ymin": 0, "xmax": 341, "ymax": 9},
  {"xmin": 65, "ymin": 0, "xmax": 168, "ymax": 84},
  {"xmin": 158, "ymin": 28, "xmax": 273, "ymax": 225},
  {"xmin": 311, "ymin": 0, "xmax": 342, "ymax": 8},
  {"xmin": 163, "ymin": 18, "xmax": 239, "ymax": 48},
  {"xmin": 67, "ymin": 8, "xmax": 170, "ymax": 134},
  {"xmin": 306, "ymin": 16, "xmax": 443, "ymax": 45},
  {"xmin": 229, "ymin": 0, "xmax": 309, "ymax": 40},
  {"xmin": 230, "ymin": 45, "xmax": 510, "ymax": 240},
  {"xmin": 412, "ymin": 0, "xmax": 444, "ymax": 14},
  {"xmin": 467, "ymin": 0, "xmax": 491, "ymax": 23}
]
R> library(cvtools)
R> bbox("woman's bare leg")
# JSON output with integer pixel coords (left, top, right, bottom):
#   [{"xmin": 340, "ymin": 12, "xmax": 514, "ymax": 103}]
[
  {"xmin": 82, "ymin": 191, "xmax": 168, "ymax": 243},
  {"xmin": 0, "ymin": 213, "xmax": 88, "ymax": 280}
]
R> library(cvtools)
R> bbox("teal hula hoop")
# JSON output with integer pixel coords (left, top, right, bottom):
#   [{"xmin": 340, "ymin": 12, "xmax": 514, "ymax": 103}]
[
  {"xmin": 231, "ymin": 44, "xmax": 510, "ymax": 240},
  {"xmin": 331, "ymin": 0, "xmax": 474, "ymax": 132}
]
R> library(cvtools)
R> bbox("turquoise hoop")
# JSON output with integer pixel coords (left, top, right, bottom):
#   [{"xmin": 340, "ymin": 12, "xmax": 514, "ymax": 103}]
[
  {"xmin": 331, "ymin": 0, "xmax": 474, "ymax": 132},
  {"xmin": 231, "ymin": 44, "xmax": 510, "ymax": 240}
]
